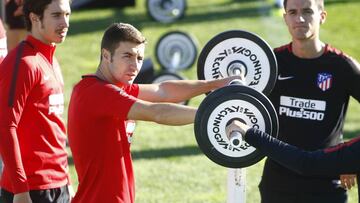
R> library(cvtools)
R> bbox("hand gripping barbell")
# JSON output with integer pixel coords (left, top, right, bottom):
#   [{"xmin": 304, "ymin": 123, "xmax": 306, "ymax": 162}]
[{"xmin": 194, "ymin": 80, "xmax": 279, "ymax": 168}]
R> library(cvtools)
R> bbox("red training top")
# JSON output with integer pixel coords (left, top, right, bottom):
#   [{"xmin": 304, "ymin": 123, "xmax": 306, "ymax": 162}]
[
  {"xmin": 68, "ymin": 75, "xmax": 139, "ymax": 203},
  {"xmin": 0, "ymin": 35, "xmax": 70, "ymax": 193}
]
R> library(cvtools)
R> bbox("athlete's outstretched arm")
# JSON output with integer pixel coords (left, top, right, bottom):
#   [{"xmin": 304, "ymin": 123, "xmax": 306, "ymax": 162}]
[
  {"xmin": 137, "ymin": 76, "xmax": 242, "ymax": 103},
  {"xmin": 244, "ymin": 128, "xmax": 360, "ymax": 176}
]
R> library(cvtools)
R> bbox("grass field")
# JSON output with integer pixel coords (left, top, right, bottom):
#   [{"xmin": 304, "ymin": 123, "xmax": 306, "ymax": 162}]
[{"xmin": 61, "ymin": 0, "xmax": 360, "ymax": 202}]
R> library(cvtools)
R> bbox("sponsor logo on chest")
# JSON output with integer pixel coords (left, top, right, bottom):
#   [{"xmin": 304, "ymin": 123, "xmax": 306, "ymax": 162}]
[
  {"xmin": 279, "ymin": 96, "xmax": 326, "ymax": 121},
  {"xmin": 48, "ymin": 93, "xmax": 64, "ymax": 115}
]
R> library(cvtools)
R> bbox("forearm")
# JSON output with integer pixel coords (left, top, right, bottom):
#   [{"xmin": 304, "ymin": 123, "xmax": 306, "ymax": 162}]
[
  {"xmin": 128, "ymin": 101, "xmax": 197, "ymax": 125},
  {"xmin": 157, "ymin": 79, "xmax": 224, "ymax": 102},
  {"xmin": 244, "ymin": 128, "xmax": 360, "ymax": 176},
  {"xmin": 0, "ymin": 126, "xmax": 29, "ymax": 193},
  {"xmin": 152, "ymin": 103, "xmax": 197, "ymax": 125},
  {"xmin": 139, "ymin": 76, "xmax": 240, "ymax": 103}
]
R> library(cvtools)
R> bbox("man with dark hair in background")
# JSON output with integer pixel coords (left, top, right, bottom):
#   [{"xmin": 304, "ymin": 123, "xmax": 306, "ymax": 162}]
[{"xmin": 0, "ymin": 0, "xmax": 73, "ymax": 202}]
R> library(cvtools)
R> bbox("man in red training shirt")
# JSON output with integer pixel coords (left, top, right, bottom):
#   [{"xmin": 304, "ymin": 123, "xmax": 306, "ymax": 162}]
[
  {"xmin": 0, "ymin": 0, "xmax": 73, "ymax": 202},
  {"xmin": 68, "ymin": 22, "xmax": 240, "ymax": 203}
]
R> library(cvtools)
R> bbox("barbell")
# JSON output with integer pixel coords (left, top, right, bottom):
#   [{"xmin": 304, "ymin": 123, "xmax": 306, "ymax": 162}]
[
  {"xmin": 194, "ymin": 83, "xmax": 279, "ymax": 168},
  {"xmin": 194, "ymin": 30, "xmax": 279, "ymax": 168},
  {"xmin": 155, "ymin": 31, "xmax": 198, "ymax": 72},
  {"xmin": 146, "ymin": 0, "xmax": 187, "ymax": 24}
]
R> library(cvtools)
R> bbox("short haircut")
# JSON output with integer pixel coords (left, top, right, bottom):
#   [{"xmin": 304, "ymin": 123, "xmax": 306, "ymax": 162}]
[
  {"xmin": 283, "ymin": 0, "xmax": 324, "ymax": 11},
  {"xmin": 100, "ymin": 23, "xmax": 146, "ymax": 58}
]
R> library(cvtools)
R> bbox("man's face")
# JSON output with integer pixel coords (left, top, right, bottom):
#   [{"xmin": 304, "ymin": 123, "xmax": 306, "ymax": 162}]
[
  {"xmin": 283, "ymin": 0, "xmax": 326, "ymax": 41},
  {"xmin": 32, "ymin": 0, "xmax": 71, "ymax": 44},
  {"xmin": 105, "ymin": 41, "xmax": 145, "ymax": 86}
]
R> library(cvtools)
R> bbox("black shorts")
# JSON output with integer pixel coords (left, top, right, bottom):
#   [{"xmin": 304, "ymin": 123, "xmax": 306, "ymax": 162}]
[
  {"xmin": 1, "ymin": 185, "xmax": 70, "ymax": 203},
  {"xmin": 259, "ymin": 187, "xmax": 348, "ymax": 203},
  {"xmin": 5, "ymin": 0, "xmax": 25, "ymax": 29}
]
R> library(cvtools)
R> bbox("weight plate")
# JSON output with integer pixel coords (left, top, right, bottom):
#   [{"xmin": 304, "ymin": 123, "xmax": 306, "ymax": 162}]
[
  {"xmin": 156, "ymin": 31, "xmax": 197, "ymax": 72},
  {"xmin": 195, "ymin": 85, "xmax": 278, "ymax": 168},
  {"xmin": 228, "ymin": 84, "xmax": 279, "ymax": 140},
  {"xmin": 146, "ymin": 0, "xmax": 186, "ymax": 23},
  {"xmin": 197, "ymin": 30, "xmax": 278, "ymax": 96}
]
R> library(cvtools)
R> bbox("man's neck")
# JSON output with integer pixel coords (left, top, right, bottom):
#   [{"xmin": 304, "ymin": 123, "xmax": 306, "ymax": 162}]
[
  {"xmin": 95, "ymin": 64, "xmax": 123, "ymax": 87},
  {"xmin": 291, "ymin": 39, "xmax": 325, "ymax": 59},
  {"xmin": 30, "ymin": 31, "xmax": 54, "ymax": 46},
  {"xmin": 95, "ymin": 65, "xmax": 109, "ymax": 82}
]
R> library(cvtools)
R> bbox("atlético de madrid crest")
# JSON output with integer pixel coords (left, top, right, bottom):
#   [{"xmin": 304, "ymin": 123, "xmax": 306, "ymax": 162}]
[{"xmin": 317, "ymin": 73, "xmax": 333, "ymax": 91}]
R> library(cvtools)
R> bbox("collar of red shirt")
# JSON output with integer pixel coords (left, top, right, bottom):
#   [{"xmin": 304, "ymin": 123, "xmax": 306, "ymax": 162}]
[{"xmin": 26, "ymin": 35, "xmax": 56, "ymax": 65}]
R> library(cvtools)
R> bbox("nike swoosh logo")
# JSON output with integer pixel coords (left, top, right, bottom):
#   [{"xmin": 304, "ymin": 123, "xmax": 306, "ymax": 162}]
[{"xmin": 278, "ymin": 75, "xmax": 294, "ymax": 80}]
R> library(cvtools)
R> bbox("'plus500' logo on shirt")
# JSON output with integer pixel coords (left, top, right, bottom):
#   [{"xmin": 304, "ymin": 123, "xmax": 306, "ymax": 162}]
[
  {"xmin": 48, "ymin": 93, "xmax": 64, "ymax": 115},
  {"xmin": 279, "ymin": 96, "xmax": 326, "ymax": 121}
]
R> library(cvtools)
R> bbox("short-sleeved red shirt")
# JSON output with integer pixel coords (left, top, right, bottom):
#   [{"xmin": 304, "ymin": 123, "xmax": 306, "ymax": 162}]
[{"xmin": 68, "ymin": 75, "xmax": 139, "ymax": 203}]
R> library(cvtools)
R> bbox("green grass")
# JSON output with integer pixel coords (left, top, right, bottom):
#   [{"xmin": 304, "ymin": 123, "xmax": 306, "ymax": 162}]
[{"xmin": 60, "ymin": 0, "xmax": 360, "ymax": 202}]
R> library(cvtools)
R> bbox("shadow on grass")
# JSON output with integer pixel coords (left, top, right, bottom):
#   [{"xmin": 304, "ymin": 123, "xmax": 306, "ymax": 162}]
[
  {"xmin": 67, "ymin": 9, "xmax": 149, "ymax": 36},
  {"xmin": 68, "ymin": 1, "xmax": 272, "ymax": 36},
  {"xmin": 178, "ymin": 5, "xmax": 271, "ymax": 25},
  {"xmin": 344, "ymin": 129, "xmax": 360, "ymax": 140},
  {"xmin": 131, "ymin": 145, "xmax": 202, "ymax": 160},
  {"xmin": 67, "ymin": 0, "xmax": 359, "ymax": 36},
  {"xmin": 325, "ymin": 0, "xmax": 359, "ymax": 5}
]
